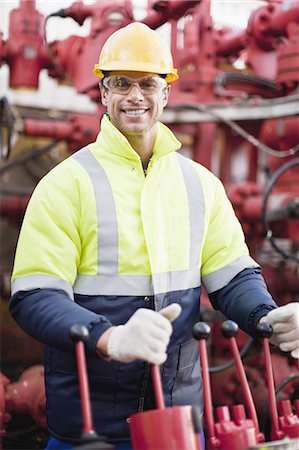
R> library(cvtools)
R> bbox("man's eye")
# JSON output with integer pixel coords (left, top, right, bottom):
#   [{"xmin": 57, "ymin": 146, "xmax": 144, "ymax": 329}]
[
  {"xmin": 141, "ymin": 80, "xmax": 156, "ymax": 89},
  {"xmin": 115, "ymin": 78, "xmax": 130, "ymax": 89}
]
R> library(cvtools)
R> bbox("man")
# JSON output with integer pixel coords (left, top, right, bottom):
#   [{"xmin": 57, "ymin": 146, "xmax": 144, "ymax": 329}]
[{"xmin": 9, "ymin": 22, "xmax": 299, "ymax": 450}]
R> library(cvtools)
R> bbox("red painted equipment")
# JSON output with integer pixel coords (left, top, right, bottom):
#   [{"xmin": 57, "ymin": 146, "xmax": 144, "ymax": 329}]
[
  {"xmin": 69, "ymin": 323, "xmax": 114, "ymax": 449},
  {"xmin": 1, "ymin": 0, "xmax": 299, "ymax": 446},
  {"xmin": 129, "ymin": 363, "xmax": 202, "ymax": 450},
  {"xmin": 3, "ymin": 366, "xmax": 46, "ymax": 429},
  {"xmin": 0, "ymin": 374, "xmax": 11, "ymax": 438},
  {"xmin": 193, "ymin": 321, "xmax": 264, "ymax": 449},
  {"xmin": 23, "ymin": 110, "xmax": 104, "ymax": 153},
  {"xmin": 278, "ymin": 400, "xmax": 299, "ymax": 440},
  {"xmin": 1, "ymin": 0, "xmax": 50, "ymax": 89}
]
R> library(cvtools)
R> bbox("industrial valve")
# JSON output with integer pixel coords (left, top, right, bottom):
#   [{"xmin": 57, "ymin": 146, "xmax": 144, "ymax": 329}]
[
  {"xmin": 1, "ymin": 0, "xmax": 50, "ymax": 89},
  {"xmin": 129, "ymin": 362, "xmax": 202, "ymax": 450}
]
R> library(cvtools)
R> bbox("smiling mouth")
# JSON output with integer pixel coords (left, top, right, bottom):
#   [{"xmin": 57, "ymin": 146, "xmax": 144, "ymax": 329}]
[{"xmin": 122, "ymin": 109, "xmax": 148, "ymax": 117}]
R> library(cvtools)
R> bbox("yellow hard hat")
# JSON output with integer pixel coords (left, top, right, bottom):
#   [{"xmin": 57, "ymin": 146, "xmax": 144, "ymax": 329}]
[{"xmin": 93, "ymin": 22, "xmax": 178, "ymax": 83}]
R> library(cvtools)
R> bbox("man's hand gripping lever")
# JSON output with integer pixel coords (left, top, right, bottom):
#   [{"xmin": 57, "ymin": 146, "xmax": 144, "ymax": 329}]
[
  {"xmin": 259, "ymin": 302, "xmax": 299, "ymax": 359},
  {"xmin": 105, "ymin": 304, "xmax": 182, "ymax": 364}
]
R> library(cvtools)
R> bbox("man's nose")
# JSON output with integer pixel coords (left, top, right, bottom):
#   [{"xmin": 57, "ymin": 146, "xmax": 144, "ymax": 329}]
[{"xmin": 127, "ymin": 83, "xmax": 145, "ymax": 101}]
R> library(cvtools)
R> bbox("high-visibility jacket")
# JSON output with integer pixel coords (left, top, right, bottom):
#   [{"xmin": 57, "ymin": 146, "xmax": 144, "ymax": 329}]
[{"xmin": 10, "ymin": 114, "xmax": 273, "ymax": 443}]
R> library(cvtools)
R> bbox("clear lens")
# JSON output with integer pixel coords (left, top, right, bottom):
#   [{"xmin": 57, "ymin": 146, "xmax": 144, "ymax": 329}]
[{"xmin": 102, "ymin": 75, "xmax": 167, "ymax": 94}]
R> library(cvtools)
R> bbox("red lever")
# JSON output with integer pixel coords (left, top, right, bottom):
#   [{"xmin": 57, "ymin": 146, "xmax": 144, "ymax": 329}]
[
  {"xmin": 221, "ymin": 320, "xmax": 265, "ymax": 444},
  {"xmin": 192, "ymin": 322, "xmax": 217, "ymax": 445},
  {"xmin": 69, "ymin": 324, "xmax": 97, "ymax": 437},
  {"xmin": 151, "ymin": 364, "xmax": 165, "ymax": 410},
  {"xmin": 193, "ymin": 320, "xmax": 265, "ymax": 449},
  {"xmin": 69, "ymin": 325, "xmax": 115, "ymax": 449},
  {"xmin": 256, "ymin": 321, "xmax": 285, "ymax": 441},
  {"xmin": 257, "ymin": 319, "xmax": 299, "ymax": 441}
]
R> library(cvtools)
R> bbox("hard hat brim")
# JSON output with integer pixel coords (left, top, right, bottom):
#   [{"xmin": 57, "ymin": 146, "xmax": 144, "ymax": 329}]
[{"xmin": 93, "ymin": 63, "xmax": 178, "ymax": 83}]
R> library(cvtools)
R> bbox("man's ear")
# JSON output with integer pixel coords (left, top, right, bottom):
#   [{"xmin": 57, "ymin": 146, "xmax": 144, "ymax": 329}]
[
  {"xmin": 99, "ymin": 83, "xmax": 108, "ymax": 107},
  {"xmin": 163, "ymin": 85, "xmax": 171, "ymax": 108}
]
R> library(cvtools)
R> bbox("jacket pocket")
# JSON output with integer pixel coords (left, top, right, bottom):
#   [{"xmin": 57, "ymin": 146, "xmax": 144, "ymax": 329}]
[{"xmin": 172, "ymin": 339, "xmax": 202, "ymax": 407}]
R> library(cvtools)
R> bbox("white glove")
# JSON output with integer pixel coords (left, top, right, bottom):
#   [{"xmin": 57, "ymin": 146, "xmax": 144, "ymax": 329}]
[
  {"xmin": 260, "ymin": 302, "xmax": 299, "ymax": 358},
  {"xmin": 107, "ymin": 304, "xmax": 182, "ymax": 365}
]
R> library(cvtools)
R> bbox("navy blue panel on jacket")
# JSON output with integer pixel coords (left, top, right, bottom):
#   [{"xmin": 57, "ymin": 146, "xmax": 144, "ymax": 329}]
[
  {"xmin": 9, "ymin": 287, "xmax": 202, "ymax": 442},
  {"xmin": 209, "ymin": 267, "xmax": 277, "ymax": 335}
]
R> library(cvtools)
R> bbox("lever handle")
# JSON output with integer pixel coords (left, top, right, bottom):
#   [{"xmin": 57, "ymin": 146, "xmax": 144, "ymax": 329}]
[
  {"xmin": 69, "ymin": 323, "xmax": 90, "ymax": 343},
  {"xmin": 221, "ymin": 320, "xmax": 238, "ymax": 338},
  {"xmin": 192, "ymin": 321, "xmax": 211, "ymax": 341},
  {"xmin": 256, "ymin": 321, "xmax": 273, "ymax": 339}
]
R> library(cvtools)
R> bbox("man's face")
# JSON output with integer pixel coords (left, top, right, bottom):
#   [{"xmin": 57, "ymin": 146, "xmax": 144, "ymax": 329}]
[{"xmin": 99, "ymin": 71, "xmax": 170, "ymax": 138}]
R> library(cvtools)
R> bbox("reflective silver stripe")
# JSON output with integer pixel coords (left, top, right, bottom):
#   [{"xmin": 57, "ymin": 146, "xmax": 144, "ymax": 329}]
[
  {"xmin": 11, "ymin": 275, "xmax": 74, "ymax": 299},
  {"xmin": 74, "ymin": 269, "xmax": 200, "ymax": 296},
  {"xmin": 152, "ymin": 268, "xmax": 200, "ymax": 294},
  {"xmin": 74, "ymin": 274, "xmax": 153, "ymax": 296},
  {"xmin": 202, "ymin": 255, "xmax": 260, "ymax": 293},
  {"xmin": 175, "ymin": 153, "xmax": 204, "ymax": 269},
  {"xmin": 72, "ymin": 151, "xmax": 204, "ymax": 296},
  {"xmin": 72, "ymin": 148, "xmax": 118, "ymax": 274}
]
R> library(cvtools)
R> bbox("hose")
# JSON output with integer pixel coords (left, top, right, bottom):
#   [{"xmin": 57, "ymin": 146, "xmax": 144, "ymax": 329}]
[
  {"xmin": 208, "ymin": 336, "xmax": 255, "ymax": 373},
  {"xmin": 214, "ymin": 72, "xmax": 282, "ymax": 99},
  {"xmin": 275, "ymin": 373, "xmax": 299, "ymax": 396},
  {"xmin": 262, "ymin": 158, "xmax": 299, "ymax": 262},
  {"xmin": 170, "ymin": 103, "xmax": 299, "ymax": 158},
  {"xmin": 260, "ymin": 371, "xmax": 299, "ymax": 436}
]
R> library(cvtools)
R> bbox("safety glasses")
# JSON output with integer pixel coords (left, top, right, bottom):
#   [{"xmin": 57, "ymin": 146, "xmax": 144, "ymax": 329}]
[{"xmin": 102, "ymin": 75, "xmax": 168, "ymax": 95}]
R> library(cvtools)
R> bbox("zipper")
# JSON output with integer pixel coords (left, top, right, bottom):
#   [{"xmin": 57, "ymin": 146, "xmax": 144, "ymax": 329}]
[
  {"xmin": 137, "ymin": 362, "xmax": 150, "ymax": 412},
  {"xmin": 137, "ymin": 294, "xmax": 155, "ymax": 412}
]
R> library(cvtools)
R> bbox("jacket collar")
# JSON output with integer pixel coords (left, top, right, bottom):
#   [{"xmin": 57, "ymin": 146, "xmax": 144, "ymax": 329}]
[{"xmin": 95, "ymin": 113, "xmax": 182, "ymax": 162}]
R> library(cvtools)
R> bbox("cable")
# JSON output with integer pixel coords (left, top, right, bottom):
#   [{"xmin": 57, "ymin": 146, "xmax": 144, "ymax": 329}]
[
  {"xmin": 260, "ymin": 371, "xmax": 299, "ymax": 436},
  {"xmin": 214, "ymin": 72, "xmax": 282, "ymax": 99},
  {"xmin": 170, "ymin": 103, "xmax": 299, "ymax": 158},
  {"xmin": 275, "ymin": 373, "xmax": 299, "ymax": 396},
  {"xmin": 0, "ymin": 140, "xmax": 59, "ymax": 176},
  {"xmin": 262, "ymin": 158, "xmax": 299, "ymax": 262},
  {"xmin": 208, "ymin": 336, "xmax": 255, "ymax": 373},
  {"xmin": 43, "ymin": 15, "xmax": 66, "ymax": 80}
]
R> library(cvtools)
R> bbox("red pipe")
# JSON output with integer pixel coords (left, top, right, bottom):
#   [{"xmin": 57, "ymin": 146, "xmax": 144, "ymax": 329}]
[
  {"xmin": 24, "ymin": 118, "xmax": 73, "ymax": 140},
  {"xmin": 216, "ymin": 29, "xmax": 247, "ymax": 57},
  {"xmin": 143, "ymin": 0, "xmax": 199, "ymax": 30}
]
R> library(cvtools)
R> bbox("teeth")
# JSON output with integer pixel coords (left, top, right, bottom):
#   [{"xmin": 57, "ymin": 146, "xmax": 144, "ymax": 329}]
[{"xmin": 124, "ymin": 109, "xmax": 147, "ymax": 116}]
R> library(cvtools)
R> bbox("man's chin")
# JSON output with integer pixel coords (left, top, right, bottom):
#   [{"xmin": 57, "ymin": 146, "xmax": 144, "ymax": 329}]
[{"xmin": 121, "ymin": 125, "xmax": 150, "ymax": 137}]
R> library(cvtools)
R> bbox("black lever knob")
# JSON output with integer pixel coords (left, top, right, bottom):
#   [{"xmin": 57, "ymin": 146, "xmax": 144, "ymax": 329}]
[
  {"xmin": 221, "ymin": 320, "xmax": 238, "ymax": 338},
  {"xmin": 256, "ymin": 321, "xmax": 273, "ymax": 339},
  {"xmin": 192, "ymin": 321, "xmax": 211, "ymax": 340},
  {"xmin": 69, "ymin": 324, "xmax": 90, "ymax": 343}
]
